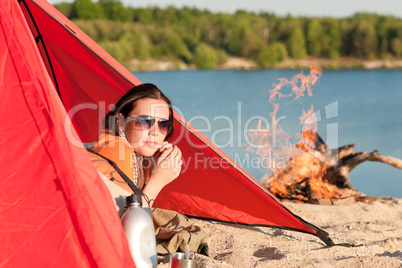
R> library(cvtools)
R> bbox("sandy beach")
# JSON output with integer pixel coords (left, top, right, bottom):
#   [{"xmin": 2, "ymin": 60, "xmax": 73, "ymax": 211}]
[{"xmin": 160, "ymin": 197, "xmax": 401, "ymax": 267}]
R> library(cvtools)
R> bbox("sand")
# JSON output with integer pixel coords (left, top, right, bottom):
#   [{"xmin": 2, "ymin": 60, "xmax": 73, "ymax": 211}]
[{"xmin": 159, "ymin": 197, "xmax": 402, "ymax": 267}]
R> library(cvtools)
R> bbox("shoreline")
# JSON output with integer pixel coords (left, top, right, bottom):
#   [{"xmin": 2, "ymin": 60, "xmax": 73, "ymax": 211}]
[
  {"xmin": 159, "ymin": 197, "xmax": 402, "ymax": 267},
  {"xmin": 126, "ymin": 57, "xmax": 402, "ymax": 72}
]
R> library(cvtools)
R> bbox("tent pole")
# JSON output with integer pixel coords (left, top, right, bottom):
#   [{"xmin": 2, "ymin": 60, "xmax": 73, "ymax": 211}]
[{"xmin": 18, "ymin": 0, "xmax": 62, "ymax": 101}]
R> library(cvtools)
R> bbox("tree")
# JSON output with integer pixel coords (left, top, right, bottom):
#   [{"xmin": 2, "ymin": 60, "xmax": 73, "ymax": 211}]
[
  {"xmin": 287, "ymin": 26, "xmax": 306, "ymax": 59},
  {"xmin": 339, "ymin": 19, "xmax": 354, "ymax": 56},
  {"xmin": 132, "ymin": 8, "xmax": 154, "ymax": 24},
  {"xmin": 240, "ymin": 28, "xmax": 261, "ymax": 57},
  {"xmin": 100, "ymin": 36, "xmax": 133, "ymax": 63},
  {"xmin": 257, "ymin": 42, "xmax": 288, "ymax": 67},
  {"xmin": 353, "ymin": 20, "xmax": 378, "ymax": 58},
  {"xmin": 54, "ymin": 3, "xmax": 74, "ymax": 18},
  {"xmin": 73, "ymin": 19, "xmax": 99, "ymax": 40},
  {"xmin": 226, "ymin": 27, "xmax": 242, "ymax": 56},
  {"xmin": 306, "ymin": 19, "xmax": 324, "ymax": 57},
  {"xmin": 153, "ymin": 6, "xmax": 178, "ymax": 25},
  {"xmin": 391, "ymin": 38, "xmax": 402, "ymax": 57},
  {"xmin": 323, "ymin": 19, "xmax": 341, "ymax": 59},
  {"xmin": 165, "ymin": 34, "xmax": 192, "ymax": 62},
  {"xmin": 216, "ymin": 49, "xmax": 228, "ymax": 65},
  {"xmin": 175, "ymin": 7, "xmax": 194, "ymax": 28},
  {"xmin": 64, "ymin": 6, "xmax": 402, "ymax": 65},
  {"xmin": 192, "ymin": 43, "xmax": 218, "ymax": 69},
  {"xmin": 99, "ymin": 0, "xmax": 129, "ymax": 22},
  {"xmin": 376, "ymin": 16, "xmax": 394, "ymax": 58},
  {"xmin": 72, "ymin": 0, "xmax": 105, "ymax": 19}
]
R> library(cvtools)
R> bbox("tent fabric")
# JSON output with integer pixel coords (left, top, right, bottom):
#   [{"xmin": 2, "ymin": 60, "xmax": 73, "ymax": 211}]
[
  {"xmin": 20, "ymin": 0, "xmax": 142, "ymax": 143},
  {"xmin": 0, "ymin": 0, "xmax": 134, "ymax": 266},
  {"xmin": 0, "ymin": 1, "xmax": 333, "ymax": 265},
  {"xmin": 161, "ymin": 115, "xmax": 311, "ymax": 230}
]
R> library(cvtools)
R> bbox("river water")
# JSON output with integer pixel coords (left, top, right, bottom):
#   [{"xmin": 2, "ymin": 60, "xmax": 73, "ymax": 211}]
[{"xmin": 134, "ymin": 69, "xmax": 402, "ymax": 198}]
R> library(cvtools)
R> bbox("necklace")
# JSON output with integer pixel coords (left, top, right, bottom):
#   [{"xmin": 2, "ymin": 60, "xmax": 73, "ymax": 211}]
[{"xmin": 132, "ymin": 152, "xmax": 139, "ymax": 185}]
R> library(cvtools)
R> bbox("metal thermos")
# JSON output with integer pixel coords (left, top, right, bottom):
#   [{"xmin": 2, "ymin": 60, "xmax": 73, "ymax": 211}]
[{"xmin": 121, "ymin": 194, "xmax": 157, "ymax": 268}]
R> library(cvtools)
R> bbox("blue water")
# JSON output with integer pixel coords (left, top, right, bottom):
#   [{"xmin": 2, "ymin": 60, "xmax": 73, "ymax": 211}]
[{"xmin": 134, "ymin": 69, "xmax": 402, "ymax": 198}]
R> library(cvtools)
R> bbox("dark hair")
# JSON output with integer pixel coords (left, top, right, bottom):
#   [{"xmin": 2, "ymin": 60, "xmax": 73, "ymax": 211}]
[{"xmin": 103, "ymin": 83, "xmax": 174, "ymax": 141}]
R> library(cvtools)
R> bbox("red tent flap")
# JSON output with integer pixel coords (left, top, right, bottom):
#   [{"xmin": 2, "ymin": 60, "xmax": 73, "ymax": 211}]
[{"xmin": 0, "ymin": 0, "xmax": 134, "ymax": 266}]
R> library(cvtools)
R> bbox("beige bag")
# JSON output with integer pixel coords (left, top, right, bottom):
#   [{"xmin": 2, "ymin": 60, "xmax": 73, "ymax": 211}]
[{"xmin": 153, "ymin": 208, "xmax": 209, "ymax": 257}]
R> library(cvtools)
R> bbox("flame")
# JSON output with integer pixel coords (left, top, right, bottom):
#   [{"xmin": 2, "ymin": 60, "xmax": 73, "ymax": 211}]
[
  {"xmin": 269, "ymin": 61, "xmax": 322, "ymax": 103},
  {"xmin": 248, "ymin": 61, "xmax": 342, "ymax": 201},
  {"xmin": 299, "ymin": 105, "xmax": 317, "ymax": 132},
  {"xmin": 296, "ymin": 106, "xmax": 321, "ymax": 153}
]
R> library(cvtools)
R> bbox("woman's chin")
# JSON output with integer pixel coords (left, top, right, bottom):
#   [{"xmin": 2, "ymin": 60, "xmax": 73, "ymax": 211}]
[{"xmin": 134, "ymin": 147, "xmax": 158, "ymax": 157}]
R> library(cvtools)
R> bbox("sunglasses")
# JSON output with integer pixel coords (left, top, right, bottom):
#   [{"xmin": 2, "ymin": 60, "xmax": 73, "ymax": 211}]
[{"xmin": 126, "ymin": 115, "xmax": 173, "ymax": 135}]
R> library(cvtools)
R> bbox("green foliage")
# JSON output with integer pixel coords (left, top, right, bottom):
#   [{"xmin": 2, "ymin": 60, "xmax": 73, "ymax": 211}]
[
  {"xmin": 306, "ymin": 19, "xmax": 324, "ymax": 56},
  {"xmin": 216, "ymin": 50, "xmax": 228, "ymax": 65},
  {"xmin": 192, "ymin": 43, "xmax": 218, "ymax": 69},
  {"xmin": 391, "ymin": 38, "xmax": 402, "ymax": 57},
  {"xmin": 223, "ymin": 14, "xmax": 265, "ymax": 58},
  {"xmin": 240, "ymin": 29, "xmax": 262, "ymax": 57},
  {"xmin": 154, "ymin": 6, "xmax": 179, "ymax": 25},
  {"xmin": 287, "ymin": 26, "xmax": 306, "ymax": 59},
  {"xmin": 323, "ymin": 19, "xmax": 341, "ymax": 59},
  {"xmin": 72, "ymin": 0, "xmax": 105, "ymax": 19},
  {"xmin": 376, "ymin": 16, "xmax": 395, "ymax": 58},
  {"xmin": 353, "ymin": 20, "xmax": 377, "ymax": 59},
  {"xmin": 256, "ymin": 42, "xmax": 287, "ymax": 67},
  {"xmin": 54, "ymin": 2, "xmax": 74, "ymax": 18},
  {"xmin": 132, "ymin": 8, "xmax": 154, "ymax": 25},
  {"xmin": 52, "ymin": 3, "xmax": 402, "ymax": 68},
  {"xmin": 389, "ymin": 21, "xmax": 402, "ymax": 57},
  {"xmin": 165, "ymin": 34, "xmax": 192, "ymax": 62},
  {"xmin": 131, "ymin": 34, "xmax": 152, "ymax": 60},
  {"xmin": 339, "ymin": 19, "xmax": 354, "ymax": 56},
  {"xmin": 176, "ymin": 8, "xmax": 194, "ymax": 27},
  {"xmin": 226, "ymin": 30, "xmax": 241, "ymax": 56},
  {"xmin": 99, "ymin": 0, "xmax": 130, "ymax": 22},
  {"xmin": 99, "ymin": 35, "xmax": 134, "ymax": 63},
  {"xmin": 73, "ymin": 19, "xmax": 126, "ymax": 41}
]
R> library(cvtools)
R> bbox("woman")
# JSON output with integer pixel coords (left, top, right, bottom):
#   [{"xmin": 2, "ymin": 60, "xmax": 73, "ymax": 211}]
[
  {"xmin": 90, "ymin": 83, "xmax": 208, "ymax": 257},
  {"xmin": 92, "ymin": 83, "xmax": 182, "ymax": 203}
]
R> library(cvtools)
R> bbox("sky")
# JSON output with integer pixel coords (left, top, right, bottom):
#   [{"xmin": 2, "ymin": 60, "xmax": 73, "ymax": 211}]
[{"xmin": 49, "ymin": 0, "xmax": 402, "ymax": 18}]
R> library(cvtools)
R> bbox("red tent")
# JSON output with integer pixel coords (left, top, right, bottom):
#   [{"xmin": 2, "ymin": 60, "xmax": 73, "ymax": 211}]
[
  {"xmin": 0, "ymin": 0, "xmax": 333, "ymax": 266},
  {"xmin": 0, "ymin": 0, "xmax": 134, "ymax": 266}
]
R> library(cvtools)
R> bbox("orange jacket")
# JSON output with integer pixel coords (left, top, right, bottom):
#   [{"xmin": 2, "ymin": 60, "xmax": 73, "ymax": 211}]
[{"xmin": 88, "ymin": 131, "xmax": 149, "ymax": 193}]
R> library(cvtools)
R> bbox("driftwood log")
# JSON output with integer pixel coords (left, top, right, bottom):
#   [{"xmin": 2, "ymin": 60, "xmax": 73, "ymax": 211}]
[
  {"xmin": 300, "ymin": 131, "xmax": 402, "ymax": 190},
  {"xmin": 263, "ymin": 131, "xmax": 402, "ymax": 200}
]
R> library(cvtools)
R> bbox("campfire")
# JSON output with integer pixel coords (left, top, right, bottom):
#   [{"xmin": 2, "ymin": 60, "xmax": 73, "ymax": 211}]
[{"xmin": 247, "ymin": 62, "xmax": 402, "ymax": 204}]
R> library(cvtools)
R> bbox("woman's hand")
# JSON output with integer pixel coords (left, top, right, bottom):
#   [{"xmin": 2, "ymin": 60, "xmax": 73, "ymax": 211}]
[
  {"xmin": 142, "ymin": 143, "xmax": 182, "ymax": 201},
  {"xmin": 153, "ymin": 144, "xmax": 182, "ymax": 184}
]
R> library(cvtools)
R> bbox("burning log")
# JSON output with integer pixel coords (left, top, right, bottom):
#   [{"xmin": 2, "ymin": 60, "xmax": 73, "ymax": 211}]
[
  {"xmin": 298, "ymin": 131, "xmax": 402, "ymax": 190},
  {"xmin": 324, "ymin": 147, "xmax": 402, "ymax": 190},
  {"xmin": 263, "ymin": 131, "xmax": 402, "ymax": 202}
]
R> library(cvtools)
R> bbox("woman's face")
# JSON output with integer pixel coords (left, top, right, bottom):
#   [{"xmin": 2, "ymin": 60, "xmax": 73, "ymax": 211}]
[{"xmin": 122, "ymin": 98, "xmax": 171, "ymax": 157}]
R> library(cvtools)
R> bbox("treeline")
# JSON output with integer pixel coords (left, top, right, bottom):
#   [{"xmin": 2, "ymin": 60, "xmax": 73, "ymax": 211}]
[{"xmin": 55, "ymin": 0, "xmax": 402, "ymax": 69}]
